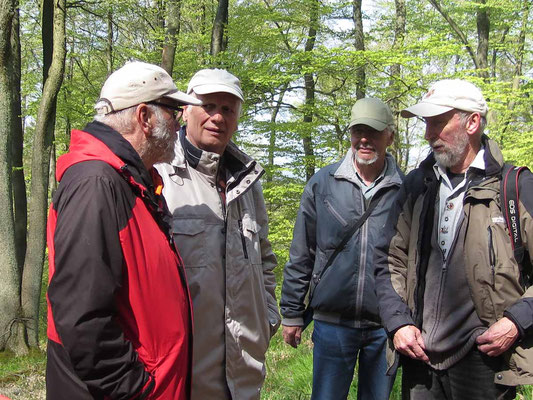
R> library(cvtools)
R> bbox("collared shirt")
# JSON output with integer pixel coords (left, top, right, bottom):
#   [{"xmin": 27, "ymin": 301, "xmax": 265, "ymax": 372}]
[
  {"xmin": 433, "ymin": 148, "xmax": 486, "ymax": 259},
  {"xmin": 352, "ymin": 156, "xmax": 389, "ymax": 200}
]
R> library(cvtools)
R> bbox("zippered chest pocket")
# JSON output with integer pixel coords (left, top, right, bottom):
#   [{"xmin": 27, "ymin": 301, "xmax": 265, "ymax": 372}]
[{"xmin": 240, "ymin": 215, "xmax": 262, "ymax": 265}]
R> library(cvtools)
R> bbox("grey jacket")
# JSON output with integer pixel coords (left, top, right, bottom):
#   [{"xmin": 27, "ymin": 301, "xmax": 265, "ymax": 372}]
[
  {"xmin": 280, "ymin": 151, "xmax": 403, "ymax": 327},
  {"xmin": 156, "ymin": 130, "xmax": 281, "ymax": 400}
]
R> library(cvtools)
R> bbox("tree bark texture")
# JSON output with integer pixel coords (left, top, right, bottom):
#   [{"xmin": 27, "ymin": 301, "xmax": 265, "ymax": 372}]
[
  {"xmin": 210, "ymin": 0, "xmax": 228, "ymax": 57},
  {"xmin": 0, "ymin": 0, "xmax": 27, "ymax": 354},
  {"xmin": 22, "ymin": 0, "xmax": 66, "ymax": 347},
  {"xmin": 106, "ymin": 9, "xmax": 113, "ymax": 75},
  {"xmin": 352, "ymin": 0, "xmax": 365, "ymax": 99},
  {"xmin": 476, "ymin": 0, "xmax": 489, "ymax": 80},
  {"xmin": 303, "ymin": 0, "xmax": 318, "ymax": 182},
  {"xmin": 389, "ymin": 0, "xmax": 406, "ymax": 169},
  {"xmin": 161, "ymin": 0, "xmax": 181, "ymax": 75}
]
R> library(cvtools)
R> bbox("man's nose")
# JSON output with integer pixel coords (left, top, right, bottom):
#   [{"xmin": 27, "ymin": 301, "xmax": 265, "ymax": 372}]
[{"xmin": 210, "ymin": 109, "xmax": 224, "ymax": 123}]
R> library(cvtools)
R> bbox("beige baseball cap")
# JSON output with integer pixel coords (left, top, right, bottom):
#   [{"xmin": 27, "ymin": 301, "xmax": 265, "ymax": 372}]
[
  {"xmin": 401, "ymin": 79, "xmax": 488, "ymax": 118},
  {"xmin": 95, "ymin": 61, "xmax": 202, "ymax": 115},
  {"xmin": 187, "ymin": 68, "xmax": 244, "ymax": 101},
  {"xmin": 348, "ymin": 98, "xmax": 394, "ymax": 131}
]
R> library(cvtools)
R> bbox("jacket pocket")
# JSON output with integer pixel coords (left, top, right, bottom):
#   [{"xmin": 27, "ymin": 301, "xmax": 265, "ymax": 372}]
[
  {"xmin": 242, "ymin": 215, "xmax": 262, "ymax": 265},
  {"xmin": 172, "ymin": 218, "xmax": 207, "ymax": 268}
]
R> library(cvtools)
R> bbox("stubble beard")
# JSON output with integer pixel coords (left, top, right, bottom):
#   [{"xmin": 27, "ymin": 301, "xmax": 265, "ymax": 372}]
[{"xmin": 140, "ymin": 109, "xmax": 177, "ymax": 165}]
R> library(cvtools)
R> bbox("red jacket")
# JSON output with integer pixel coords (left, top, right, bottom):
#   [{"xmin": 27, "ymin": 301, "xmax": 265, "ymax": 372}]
[{"xmin": 46, "ymin": 121, "xmax": 192, "ymax": 399}]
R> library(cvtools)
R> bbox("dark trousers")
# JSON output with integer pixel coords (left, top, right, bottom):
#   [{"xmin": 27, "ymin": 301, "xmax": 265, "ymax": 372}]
[{"xmin": 402, "ymin": 348, "xmax": 516, "ymax": 400}]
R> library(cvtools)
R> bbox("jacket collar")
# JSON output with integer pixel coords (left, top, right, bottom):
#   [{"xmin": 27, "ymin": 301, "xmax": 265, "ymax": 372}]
[
  {"xmin": 170, "ymin": 126, "xmax": 264, "ymax": 185},
  {"xmin": 333, "ymin": 148, "xmax": 403, "ymax": 188}
]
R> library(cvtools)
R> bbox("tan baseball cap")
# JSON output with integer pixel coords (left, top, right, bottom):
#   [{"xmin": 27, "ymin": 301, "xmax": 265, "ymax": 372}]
[
  {"xmin": 401, "ymin": 79, "xmax": 488, "ymax": 118},
  {"xmin": 348, "ymin": 98, "xmax": 394, "ymax": 131},
  {"xmin": 187, "ymin": 69, "xmax": 244, "ymax": 101},
  {"xmin": 95, "ymin": 61, "xmax": 202, "ymax": 115}
]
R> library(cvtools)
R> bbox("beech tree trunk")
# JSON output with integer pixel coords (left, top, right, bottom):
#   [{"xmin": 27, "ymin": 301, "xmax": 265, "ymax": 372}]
[
  {"xmin": 161, "ymin": 0, "xmax": 181, "ymax": 74},
  {"xmin": 21, "ymin": 0, "xmax": 66, "ymax": 348},
  {"xmin": 210, "ymin": 0, "xmax": 228, "ymax": 57},
  {"xmin": 0, "ymin": 0, "xmax": 27, "ymax": 354},
  {"xmin": 353, "ymin": 0, "xmax": 365, "ymax": 99}
]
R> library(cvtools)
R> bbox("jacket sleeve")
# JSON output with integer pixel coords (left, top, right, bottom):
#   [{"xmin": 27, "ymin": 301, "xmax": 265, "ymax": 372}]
[
  {"xmin": 374, "ymin": 178, "xmax": 416, "ymax": 336},
  {"xmin": 48, "ymin": 173, "xmax": 153, "ymax": 399},
  {"xmin": 253, "ymin": 182, "xmax": 282, "ymax": 336},
  {"xmin": 279, "ymin": 184, "xmax": 316, "ymax": 326},
  {"xmin": 503, "ymin": 169, "xmax": 533, "ymax": 338}
]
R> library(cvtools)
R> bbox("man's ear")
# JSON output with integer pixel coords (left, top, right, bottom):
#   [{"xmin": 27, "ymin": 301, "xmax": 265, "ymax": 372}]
[
  {"xmin": 135, "ymin": 103, "xmax": 153, "ymax": 137},
  {"xmin": 182, "ymin": 105, "xmax": 190, "ymax": 123},
  {"xmin": 465, "ymin": 112, "xmax": 481, "ymax": 136}
]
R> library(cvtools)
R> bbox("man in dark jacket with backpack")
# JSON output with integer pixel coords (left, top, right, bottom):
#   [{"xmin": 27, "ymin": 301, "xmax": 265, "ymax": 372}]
[
  {"xmin": 374, "ymin": 79, "xmax": 533, "ymax": 399},
  {"xmin": 280, "ymin": 98, "xmax": 403, "ymax": 400}
]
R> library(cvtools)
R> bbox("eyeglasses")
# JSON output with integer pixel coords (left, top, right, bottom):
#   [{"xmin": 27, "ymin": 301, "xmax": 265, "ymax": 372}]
[{"xmin": 148, "ymin": 101, "xmax": 183, "ymax": 120}]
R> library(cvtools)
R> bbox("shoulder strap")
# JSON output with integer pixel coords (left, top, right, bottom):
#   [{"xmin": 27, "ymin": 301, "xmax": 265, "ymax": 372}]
[
  {"xmin": 314, "ymin": 193, "xmax": 381, "ymax": 285},
  {"xmin": 502, "ymin": 164, "xmax": 529, "ymax": 266}
]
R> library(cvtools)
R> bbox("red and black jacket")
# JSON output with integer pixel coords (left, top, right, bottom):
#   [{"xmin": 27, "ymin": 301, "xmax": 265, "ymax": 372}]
[{"xmin": 46, "ymin": 121, "xmax": 192, "ymax": 400}]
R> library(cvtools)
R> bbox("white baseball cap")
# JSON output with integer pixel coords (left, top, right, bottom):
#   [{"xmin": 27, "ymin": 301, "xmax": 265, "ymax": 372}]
[
  {"xmin": 95, "ymin": 61, "xmax": 202, "ymax": 115},
  {"xmin": 401, "ymin": 79, "xmax": 488, "ymax": 118},
  {"xmin": 187, "ymin": 69, "xmax": 244, "ymax": 101}
]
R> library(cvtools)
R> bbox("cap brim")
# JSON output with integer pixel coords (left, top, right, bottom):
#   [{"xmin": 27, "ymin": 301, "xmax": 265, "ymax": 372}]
[
  {"xmin": 400, "ymin": 103, "xmax": 453, "ymax": 118},
  {"xmin": 191, "ymin": 84, "xmax": 244, "ymax": 102},
  {"xmin": 348, "ymin": 117, "xmax": 388, "ymax": 131},
  {"xmin": 164, "ymin": 90, "xmax": 203, "ymax": 106}
]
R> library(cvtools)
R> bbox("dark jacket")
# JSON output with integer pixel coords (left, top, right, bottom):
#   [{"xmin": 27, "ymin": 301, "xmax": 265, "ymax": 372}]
[
  {"xmin": 46, "ymin": 122, "xmax": 193, "ymax": 399},
  {"xmin": 374, "ymin": 136, "xmax": 533, "ymax": 385},
  {"xmin": 280, "ymin": 151, "xmax": 403, "ymax": 327}
]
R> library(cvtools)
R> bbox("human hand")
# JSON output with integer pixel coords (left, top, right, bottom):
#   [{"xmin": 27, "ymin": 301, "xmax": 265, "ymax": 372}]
[
  {"xmin": 476, "ymin": 317, "xmax": 519, "ymax": 357},
  {"xmin": 282, "ymin": 325, "xmax": 303, "ymax": 348},
  {"xmin": 393, "ymin": 325, "xmax": 429, "ymax": 363}
]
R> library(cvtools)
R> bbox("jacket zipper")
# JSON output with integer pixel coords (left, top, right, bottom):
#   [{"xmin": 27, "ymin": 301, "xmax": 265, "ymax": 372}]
[
  {"xmin": 487, "ymin": 226, "xmax": 496, "ymax": 288},
  {"xmin": 238, "ymin": 219, "xmax": 249, "ymax": 259},
  {"xmin": 236, "ymin": 201, "xmax": 249, "ymax": 259}
]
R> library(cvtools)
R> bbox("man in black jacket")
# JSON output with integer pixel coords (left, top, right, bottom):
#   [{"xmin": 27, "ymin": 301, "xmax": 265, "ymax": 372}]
[
  {"xmin": 46, "ymin": 61, "xmax": 200, "ymax": 399},
  {"xmin": 280, "ymin": 98, "xmax": 403, "ymax": 400}
]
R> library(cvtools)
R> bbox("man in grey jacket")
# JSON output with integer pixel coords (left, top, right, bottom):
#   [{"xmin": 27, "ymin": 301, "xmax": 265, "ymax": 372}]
[
  {"xmin": 156, "ymin": 68, "xmax": 280, "ymax": 400},
  {"xmin": 280, "ymin": 98, "xmax": 403, "ymax": 400}
]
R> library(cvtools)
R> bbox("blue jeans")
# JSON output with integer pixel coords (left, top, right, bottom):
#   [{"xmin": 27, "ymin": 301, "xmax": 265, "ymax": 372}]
[{"xmin": 311, "ymin": 320, "xmax": 394, "ymax": 400}]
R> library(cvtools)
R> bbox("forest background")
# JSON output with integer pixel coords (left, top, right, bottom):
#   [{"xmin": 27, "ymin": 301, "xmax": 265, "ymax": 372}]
[{"xmin": 0, "ymin": 0, "xmax": 532, "ymax": 398}]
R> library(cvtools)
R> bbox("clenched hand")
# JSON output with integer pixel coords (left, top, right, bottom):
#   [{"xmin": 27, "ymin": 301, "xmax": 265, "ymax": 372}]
[
  {"xmin": 393, "ymin": 325, "xmax": 429, "ymax": 363},
  {"xmin": 282, "ymin": 325, "xmax": 303, "ymax": 348}
]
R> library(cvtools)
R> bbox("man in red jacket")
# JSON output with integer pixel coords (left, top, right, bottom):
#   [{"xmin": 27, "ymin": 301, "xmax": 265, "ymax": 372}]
[{"xmin": 46, "ymin": 61, "xmax": 200, "ymax": 399}]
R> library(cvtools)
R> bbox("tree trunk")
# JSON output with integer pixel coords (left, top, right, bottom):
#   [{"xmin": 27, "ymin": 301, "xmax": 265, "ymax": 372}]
[
  {"xmin": 161, "ymin": 0, "xmax": 181, "ymax": 74},
  {"xmin": 266, "ymin": 84, "xmax": 288, "ymax": 183},
  {"xmin": 353, "ymin": 0, "xmax": 365, "ymax": 99},
  {"xmin": 210, "ymin": 0, "xmax": 228, "ymax": 57},
  {"xmin": 0, "ymin": 0, "xmax": 27, "ymax": 354},
  {"xmin": 106, "ymin": 9, "xmax": 113, "ymax": 75},
  {"xmin": 303, "ymin": 0, "xmax": 318, "ymax": 182},
  {"xmin": 476, "ymin": 0, "xmax": 490, "ymax": 80},
  {"xmin": 21, "ymin": 0, "xmax": 66, "ymax": 348},
  {"xmin": 389, "ymin": 0, "xmax": 406, "ymax": 169}
]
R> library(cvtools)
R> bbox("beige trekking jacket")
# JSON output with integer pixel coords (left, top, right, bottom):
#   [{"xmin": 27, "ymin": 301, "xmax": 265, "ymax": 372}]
[{"xmin": 156, "ymin": 130, "xmax": 280, "ymax": 400}]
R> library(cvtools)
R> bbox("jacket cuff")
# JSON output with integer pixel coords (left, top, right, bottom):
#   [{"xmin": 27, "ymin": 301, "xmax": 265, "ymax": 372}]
[
  {"xmin": 504, "ymin": 300, "xmax": 533, "ymax": 339},
  {"xmin": 384, "ymin": 315, "xmax": 416, "ymax": 338},
  {"xmin": 282, "ymin": 317, "xmax": 304, "ymax": 327}
]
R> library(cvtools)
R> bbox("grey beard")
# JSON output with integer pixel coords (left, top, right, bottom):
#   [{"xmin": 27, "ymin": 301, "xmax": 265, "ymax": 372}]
[{"xmin": 354, "ymin": 151, "xmax": 379, "ymax": 166}]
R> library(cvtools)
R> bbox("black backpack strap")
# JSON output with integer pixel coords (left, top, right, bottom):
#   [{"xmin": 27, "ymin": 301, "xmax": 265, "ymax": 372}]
[{"xmin": 502, "ymin": 164, "xmax": 529, "ymax": 267}]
